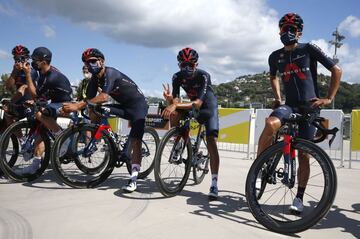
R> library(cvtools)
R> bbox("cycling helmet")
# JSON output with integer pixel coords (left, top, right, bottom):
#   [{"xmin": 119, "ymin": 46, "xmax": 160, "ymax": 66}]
[
  {"xmin": 12, "ymin": 45, "xmax": 30, "ymax": 58},
  {"xmin": 279, "ymin": 13, "xmax": 304, "ymax": 32},
  {"xmin": 82, "ymin": 48, "xmax": 105, "ymax": 62},
  {"xmin": 177, "ymin": 47, "xmax": 199, "ymax": 63}
]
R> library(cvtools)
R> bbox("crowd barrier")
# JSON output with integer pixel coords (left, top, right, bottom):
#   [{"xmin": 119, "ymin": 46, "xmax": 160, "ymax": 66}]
[
  {"xmin": 2, "ymin": 103, "xmax": 359, "ymax": 168},
  {"xmin": 350, "ymin": 110, "xmax": 360, "ymax": 168}
]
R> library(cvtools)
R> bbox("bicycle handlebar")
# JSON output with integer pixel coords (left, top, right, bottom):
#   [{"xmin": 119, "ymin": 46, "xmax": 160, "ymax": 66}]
[{"xmin": 284, "ymin": 113, "xmax": 338, "ymax": 146}]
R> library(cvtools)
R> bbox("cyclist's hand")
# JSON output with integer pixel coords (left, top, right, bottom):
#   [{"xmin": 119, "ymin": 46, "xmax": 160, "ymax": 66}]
[
  {"xmin": 272, "ymin": 99, "xmax": 281, "ymax": 109},
  {"xmin": 310, "ymin": 97, "xmax": 331, "ymax": 108},
  {"xmin": 17, "ymin": 84, "xmax": 28, "ymax": 96},
  {"xmin": 162, "ymin": 83, "xmax": 172, "ymax": 101},
  {"xmin": 62, "ymin": 102, "xmax": 79, "ymax": 113},
  {"xmin": 23, "ymin": 62, "xmax": 31, "ymax": 75},
  {"xmin": 161, "ymin": 104, "xmax": 176, "ymax": 119}
]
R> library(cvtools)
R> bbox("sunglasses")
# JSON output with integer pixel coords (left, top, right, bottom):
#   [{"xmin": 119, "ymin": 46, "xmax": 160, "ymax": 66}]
[
  {"xmin": 280, "ymin": 25, "xmax": 298, "ymax": 34},
  {"xmin": 14, "ymin": 57, "xmax": 27, "ymax": 63},
  {"xmin": 179, "ymin": 61, "xmax": 196, "ymax": 69},
  {"xmin": 85, "ymin": 58, "xmax": 99, "ymax": 64}
]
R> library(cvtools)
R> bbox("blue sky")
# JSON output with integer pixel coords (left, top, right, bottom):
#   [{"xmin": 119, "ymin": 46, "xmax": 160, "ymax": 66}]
[{"xmin": 0, "ymin": 0, "xmax": 359, "ymax": 97}]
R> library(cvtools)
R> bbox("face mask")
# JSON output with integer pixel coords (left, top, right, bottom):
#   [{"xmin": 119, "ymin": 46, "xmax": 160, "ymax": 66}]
[
  {"xmin": 31, "ymin": 61, "xmax": 40, "ymax": 71},
  {"xmin": 83, "ymin": 72, "xmax": 92, "ymax": 79},
  {"xmin": 180, "ymin": 62, "xmax": 196, "ymax": 78},
  {"xmin": 280, "ymin": 31, "xmax": 298, "ymax": 46},
  {"xmin": 88, "ymin": 62, "xmax": 102, "ymax": 75}
]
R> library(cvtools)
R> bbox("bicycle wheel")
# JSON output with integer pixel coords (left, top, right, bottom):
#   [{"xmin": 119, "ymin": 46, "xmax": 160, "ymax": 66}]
[
  {"xmin": 192, "ymin": 134, "xmax": 210, "ymax": 184},
  {"xmin": 125, "ymin": 127, "xmax": 159, "ymax": 179},
  {"xmin": 154, "ymin": 127, "xmax": 192, "ymax": 197},
  {"xmin": 0, "ymin": 121, "xmax": 51, "ymax": 182},
  {"xmin": 245, "ymin": 138, "xmax": 337, "ymax": 234},
  {"xmin": 51, "ymin": 124, "xmax": 116, "ymax": 188}
]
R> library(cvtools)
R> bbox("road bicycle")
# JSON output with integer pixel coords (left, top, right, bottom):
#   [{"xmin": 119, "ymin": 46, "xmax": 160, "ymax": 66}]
[
  {"xmin": 245, "ymin": 109, "xmax": 338, "ymax": 234},
  {"xmin": 0, "ymin": 99, "xmax": 78, "ymax": 182},
  {"xmin": 50, "ymin": 103, "xmax": 160, "ymax": 189},
  {"xmin": 154, "ymin": 105, "xmax": 211, "ymax": 197}
]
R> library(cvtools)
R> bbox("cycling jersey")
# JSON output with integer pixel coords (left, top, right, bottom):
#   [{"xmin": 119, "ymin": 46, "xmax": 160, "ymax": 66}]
[
  {"xmin": 86, "ymin": 67, "xmax": 145, "ymax": 105},
  {"xmin": 13, "ymin": 68, "xmax": 38, "ymax": 103},
  {"xmin": 269, "ymin": 43, "xmax": 336, "ymax": 107},
  {"xmin": 172, "ymin": 69, "xmax": 216, "ymax": 103},
  {"xmin": 86, "ymin": 67, "xmax": 148, "ymax": 139},
  {"xmin": 172, "ymin": 68, "xmax": 219, "ymax": 137},
  {"xmin": 36, "ymin": 66, "xmax": 72, "ymax": 103}
]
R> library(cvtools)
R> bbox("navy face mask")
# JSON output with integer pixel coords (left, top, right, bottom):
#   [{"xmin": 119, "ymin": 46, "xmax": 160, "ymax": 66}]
[
  {"xmin": 280, "ymin": 31, "xmax": 298, "ymax": 46},
  {"xmin": 88, "ymin": 61, "xmax": 102, "ymax": 75},
  {"xmin": 180, "ymin": 62, "xmax": 196, "ymax": 78},
  {"xmin": 31, "ymin": 61, "xmax": 40, "ymax": 71}
]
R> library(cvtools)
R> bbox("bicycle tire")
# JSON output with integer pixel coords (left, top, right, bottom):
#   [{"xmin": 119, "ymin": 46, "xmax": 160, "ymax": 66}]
[
  {"xmin": 126, "ymin": 127, "xmax": 159, "ymax": 179},
  {"xmin": 245, "ymin": 138, "xmax": 337, "ymax": 234},
  {"xmin": 192, "ymin": 135, "xmax": 210, "ymax": 184},
  {"xmin": 154, "ymin": 127, "xmax": 192, "ymax": 197},
  {"xmin": 0, "ymin": 121, "xmax": 51, "ymax": 182},
  {"xmin": 51, "ymin": 123, "xmax": 116, "ymax": 188}
]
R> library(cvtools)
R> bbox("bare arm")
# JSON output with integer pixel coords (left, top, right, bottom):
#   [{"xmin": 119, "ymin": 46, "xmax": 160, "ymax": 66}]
[
  {"xmin": 327, "ymin": 65, "xmax": 342, "ymax": 101},
  {"xmin": 23, "ymin": 63, "xmax": 37, "ymax": 99},
  {"xmin": 270, "ymin": 75, "xmax": 281, "ymax": 101}
]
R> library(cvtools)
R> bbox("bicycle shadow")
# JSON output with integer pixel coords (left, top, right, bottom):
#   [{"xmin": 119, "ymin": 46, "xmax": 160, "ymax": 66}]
[
  {"xmin": 313, "ymin": 203, "xmax": 360, "ymax": 238},
  {"xmin": 184, "ymin": 189, "xmax": 300, "ymax": 237}
]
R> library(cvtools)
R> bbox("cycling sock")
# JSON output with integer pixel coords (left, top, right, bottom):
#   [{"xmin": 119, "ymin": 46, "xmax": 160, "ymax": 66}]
[
  {"xmin": 130, "ymin": 164, "xmax": 141, "ymax": 181},
  {"xmin": 211, "ymin": 174, "xmax": 218, "ymax": 188},
  {"xmin": 296, "ymin": 186, "xmax": 306, "ymax": 201}
]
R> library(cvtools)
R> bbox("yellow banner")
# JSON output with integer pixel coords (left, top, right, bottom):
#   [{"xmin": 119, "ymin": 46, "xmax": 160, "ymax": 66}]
[
  {"xmin": 189, "ymin": 108, "xmax": 250, "ymax": 144},
  {"xmin": 218, "ymin": 108, "xmax": 250, "ymax": 144},
  {"xmin": 351, "ymin": 110, "xmax": 360, "ymax": 151}
]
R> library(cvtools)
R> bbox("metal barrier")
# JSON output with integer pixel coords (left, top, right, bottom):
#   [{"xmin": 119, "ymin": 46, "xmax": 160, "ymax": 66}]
[{"xmin": 349, "ymin": 110, "xmax": 360, "ymax": 168}]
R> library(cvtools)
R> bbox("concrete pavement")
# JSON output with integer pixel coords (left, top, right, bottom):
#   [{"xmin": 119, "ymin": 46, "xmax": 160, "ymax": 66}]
[{"xmin": 0, "ymin": 152, "xmax": 359, "ymax": 239}]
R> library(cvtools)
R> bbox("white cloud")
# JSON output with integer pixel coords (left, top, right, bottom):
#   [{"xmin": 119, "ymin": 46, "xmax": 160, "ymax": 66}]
[
  {"xmin": 311, "ymin": 39, "xmax": 360, "ymax": 83},
  {"xmin": 0, "ymin": 3, "xmax": 16, "ymax": 16},
  {"xmin": 0, "ymin": 49, "xmax": 11, "ymax": 60},
  {"xmin": 339, "ymin": 15, "xmax": 360, "ymax": 38},
  {"xmin": 42, "ymin": 25, "xmax": 56, "ymax": 38},
  {"xmin": 16, "ymin": 0, "xmax": 281, "ymax": 82}
]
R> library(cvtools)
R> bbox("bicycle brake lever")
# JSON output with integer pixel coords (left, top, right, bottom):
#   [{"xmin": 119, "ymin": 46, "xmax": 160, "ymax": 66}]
[{"xmin": 328, "ymin": 127, "xmax": 338, "ymax": 147}]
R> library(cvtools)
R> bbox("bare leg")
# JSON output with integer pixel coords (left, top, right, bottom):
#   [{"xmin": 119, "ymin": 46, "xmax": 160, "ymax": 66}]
[
  {"xmin": 206, "ymin": 136, "xmax": 219, "ymax": 175},
  {"xmin": 257, "ymin": 116, "xmax": 281, "ymax": 156}
]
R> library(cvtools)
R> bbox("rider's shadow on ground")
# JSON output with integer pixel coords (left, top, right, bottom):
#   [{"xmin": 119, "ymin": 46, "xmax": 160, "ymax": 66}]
[{"xmin": 313, "ymin": 203, "xmax": 360, "ymax": 238}]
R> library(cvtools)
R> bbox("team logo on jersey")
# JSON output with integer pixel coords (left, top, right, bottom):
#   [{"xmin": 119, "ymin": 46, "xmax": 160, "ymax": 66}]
[{"xmin": 281, "ymin": 63, "xmax": 308, "ymax": 82}]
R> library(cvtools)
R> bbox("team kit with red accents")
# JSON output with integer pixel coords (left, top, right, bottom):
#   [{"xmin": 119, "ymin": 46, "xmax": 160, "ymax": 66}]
[{"xmin": 0, "ymin": 11, "xmax": 343, "ymax": 233}]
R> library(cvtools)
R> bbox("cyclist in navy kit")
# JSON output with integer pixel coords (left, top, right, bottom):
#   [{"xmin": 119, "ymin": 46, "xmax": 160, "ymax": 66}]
[
  {"xmin": 62, "ymin": 48, "xmax": 148, "ymax": 193},
  {"xmin": 257, "ymin": 13, "xmax": 342, "ymax": 213},
  {"xmin": 2, "ymin": 45, "xmax": 38, "ymax": 130},
  {"xmin": 20, "ymin": 46, "xmax": 72, "ymax": 174},
  {"xmin": 162, "ymin": 47, "xmax": 220, "ymax": 200}
]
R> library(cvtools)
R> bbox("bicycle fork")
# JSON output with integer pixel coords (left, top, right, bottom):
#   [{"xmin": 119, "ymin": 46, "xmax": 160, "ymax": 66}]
[{"xmin": 281, "ymin": 135, "xmax": 296, "ymax": 188}]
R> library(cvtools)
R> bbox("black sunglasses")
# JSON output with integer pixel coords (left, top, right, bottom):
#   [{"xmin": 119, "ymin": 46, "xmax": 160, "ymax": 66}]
[{"xmin": 86, "ymin": 58, "xmax": 99, "ymax": 64}]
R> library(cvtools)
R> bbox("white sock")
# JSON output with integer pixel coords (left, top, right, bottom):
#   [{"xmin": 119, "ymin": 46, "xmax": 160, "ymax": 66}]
[
  {"xmin": 211, "ymin": 174, "xmax": 218, "ymax": 188},
  {"xmin": 130, "ymin": 164, "xmax": 141, "ymax": 181}
]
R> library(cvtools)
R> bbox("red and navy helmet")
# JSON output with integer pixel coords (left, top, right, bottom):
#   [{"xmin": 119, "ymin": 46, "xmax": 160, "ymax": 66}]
[
  {"xmin": 177, "ymin": 47, "xmax": 199, "ymax": 63},
  {"xmin": 279, "ymin": 13, "xmax": 304, "ymax": 32},
  {"xmin": 12, "ymin": 45, "xmax": 30, "ymax": 59},
  {"xmin": 82, "ymin": 48, "xmax": 105, "ymax": 62}
]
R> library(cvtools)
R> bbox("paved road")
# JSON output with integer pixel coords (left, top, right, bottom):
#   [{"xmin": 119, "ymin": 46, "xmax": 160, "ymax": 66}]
[{"xmin": 0, "ymin": 152, "xmax": 359, "ymax": 239}]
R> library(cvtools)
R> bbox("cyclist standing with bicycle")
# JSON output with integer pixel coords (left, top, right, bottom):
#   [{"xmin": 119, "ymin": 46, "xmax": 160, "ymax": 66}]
[
  {"xmin": 256, "ymin": 13, "xmax": 342, "ymax": 213},
  {"xmin": 162, "ymin": 47, "xmax": 220, "ymax": 200},
  {"xmin": 20, "ymin": 47, "xmax": 72, "ymax": 174},
  {"xmin": 62, "ymin": 48, "xmax": 148, "ymax": 193}
]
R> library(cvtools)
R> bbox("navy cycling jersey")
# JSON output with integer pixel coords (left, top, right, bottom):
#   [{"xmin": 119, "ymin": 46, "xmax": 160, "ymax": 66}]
[
  {"xmin": 36, "ymin": 66, "xmax": 72, "ymax": 103},
  {"xmin": 13, "ymin": 68, "xmax": 38, "ymax": 102},
  {"xmin": 172, "ymin": 69, "xmax": 217, "ymax": 106},
  {"xmin": 86, "ymin": 67, "xmax": 145, "ymax": 105},
  {"xmin": 269, "ymin": 43, "xmax": 336, "ymax": 107}
]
